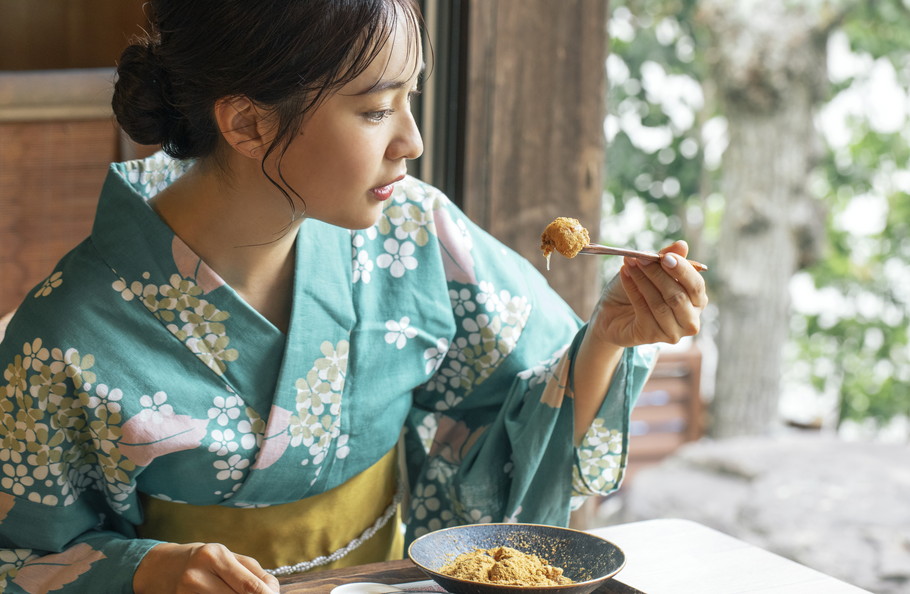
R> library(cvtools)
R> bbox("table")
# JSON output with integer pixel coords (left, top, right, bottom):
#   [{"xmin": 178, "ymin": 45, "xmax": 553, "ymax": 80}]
[{"xmin": 278, "ymin": 518, "xmax": 871, "ymax": 593}]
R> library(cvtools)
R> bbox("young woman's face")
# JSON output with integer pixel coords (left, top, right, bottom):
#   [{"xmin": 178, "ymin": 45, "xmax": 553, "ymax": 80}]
[{"xmin": 273, "ymin": 12, "xmax": 424, "ymax": 230}]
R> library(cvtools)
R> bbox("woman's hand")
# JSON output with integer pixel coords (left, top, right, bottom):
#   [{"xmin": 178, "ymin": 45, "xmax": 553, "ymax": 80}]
[
  {"xmin": 133, "ymin": 542, "xmax": 280, "ymax": 594},
  {"xmin": 571, "ymin": 240, "xmax": 707, "ymax": 442},
  {"xmin": 591, "ymin": 240, "xmax": 708, "ymax": 348}
]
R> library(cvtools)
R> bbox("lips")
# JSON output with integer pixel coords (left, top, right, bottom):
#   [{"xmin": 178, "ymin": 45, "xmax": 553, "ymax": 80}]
[{"xmin": 370, "ymin": 174, "xmax": 406, "ymax": 201}]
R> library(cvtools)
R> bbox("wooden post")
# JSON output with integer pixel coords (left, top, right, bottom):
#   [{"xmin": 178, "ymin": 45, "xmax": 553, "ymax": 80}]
[{"xmin": 460, "ymin": 0, "xmax": 608, "ymax": 316}]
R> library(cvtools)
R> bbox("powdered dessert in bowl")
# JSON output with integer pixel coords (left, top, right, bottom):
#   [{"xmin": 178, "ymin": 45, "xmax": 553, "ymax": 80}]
[{"xmin": 408, "ymin": 523, "xmax": 625, "ymax": 594}]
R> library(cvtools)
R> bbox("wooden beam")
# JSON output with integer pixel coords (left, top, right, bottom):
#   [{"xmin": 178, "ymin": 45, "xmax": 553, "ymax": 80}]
[{"xmin": 461, "ymin": 0, "xmax": 608, "ymax": 315}]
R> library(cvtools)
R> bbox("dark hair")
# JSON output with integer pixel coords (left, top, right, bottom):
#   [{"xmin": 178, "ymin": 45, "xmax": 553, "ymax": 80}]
[{"xmin": 112, "ymin": 0, "xmax": 423, "ymax": 166}]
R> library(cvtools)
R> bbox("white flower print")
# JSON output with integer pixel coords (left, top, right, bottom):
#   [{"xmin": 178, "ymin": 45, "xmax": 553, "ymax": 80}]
[
  {"xmin": 465, "ymin": 508, "xmax": 493, "ymax": 524},
  {"xmin": 385, "ymin": 317, "xmax": 418, "ymax": 349},
  {"xmin": 125, "ymin": 151, "xmax": 191, "ymax": 197},
  {"xmin": 0, "ymin": 548, "xmax": 36, "ymax": 584},
  {"xmin": 500, "ymin": 295, "xmax": 531, "ymax": 326},
  {"xmin": 208, "ymin": 429, "xmax": 238, "ymax": 456},
  {"xmin": 139, "ymin": 391, "xmax": 174, "ymax": 423},
  {"xmin": 376, "ymin": 238, "xmax": 418, "ymax": 278},
  {"xmin": 449, "ymin": 288, "xmax": 476, "ymax": 317},
  {"xmin": 412, "ymin": 483, "xmax": 441, "ymax": 521},
  {"xmin": 352, "ymin": 233, "xmax": 366, "ymax": 249},
  {"xmin": 504, "ymin": 505, "xmax": 523, "ymax": 523},
  {"xmin": 423, "ymin": 337, "xmax": 450, "ymax": 375},
  {"xmin": 353, "ymin": 250, "xmax": 374, "ymax": 284},
  {"xmin": 475, "ymin": 281, "xmax": 497, "ymax": 308},
  {"xmin": 237, "ymin": 419, "xmax": 258, "ymax": 449},
  {"xmin": 517, "ymin": 361, "xmax": 556, "ymax": 389},
  {"xmin": 574, "ymin": 420, "xmax": 624, "ymax": 495},
  {"xmin": 433, "ymin": 390, "xmax": 463, "ymax": 412},
  {"xmin": 208, "ymin": 395, "xmax": 241, "ymax": 426},
  {"xmin": 335, "ymin": 433, "xmax": 350, "ymax": 459},
  {"xmin": 455, "ymin": 218, "xmax": 474, "ymax": 251},
  {"xmin": 414, "ymin": 508, "xmax": 456, "ymax": 538},
  {"xmin": 440, "ymin": 359, "xmax": 475, "ymax": 391},
  {"xmin": 415, "ymin": 413, "xmax": 438, "ymax": 452},
  {"xmin": 425, "ymin": 457, "xmax": 456, "ymax": 483},
  {"xmin": 214, "ymin": 454, "xmax": 250, "ymax": 481},
  {"xmin": 88, "ymin": 384, "xmax": 123, "ymax": 415}
]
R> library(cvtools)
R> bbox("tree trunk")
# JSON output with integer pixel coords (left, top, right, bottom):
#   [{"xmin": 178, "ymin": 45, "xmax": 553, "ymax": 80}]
[{"xmin": 698, "ymin": 0, "xmax": 833, "ymax": 437}]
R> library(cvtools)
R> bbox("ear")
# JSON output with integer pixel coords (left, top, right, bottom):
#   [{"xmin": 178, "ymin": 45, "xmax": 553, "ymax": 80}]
[{"xmin": 213, "ymin": 96, "xmax": 273, "ymax": 159}]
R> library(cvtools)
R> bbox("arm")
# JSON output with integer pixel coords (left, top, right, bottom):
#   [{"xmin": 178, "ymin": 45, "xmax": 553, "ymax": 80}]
[
  {"xmin": 399, "ymin": 183, "xmax": 669, "ymax": 541},
  {"xmin": 572, "ymin": 241, "xmax": 708, "ymax": 443}
]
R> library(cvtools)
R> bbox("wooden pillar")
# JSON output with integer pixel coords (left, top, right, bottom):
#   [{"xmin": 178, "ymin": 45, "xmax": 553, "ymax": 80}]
[{"xmin": 461, "ymin": 0, "xmax": 608, "ymax": 316}]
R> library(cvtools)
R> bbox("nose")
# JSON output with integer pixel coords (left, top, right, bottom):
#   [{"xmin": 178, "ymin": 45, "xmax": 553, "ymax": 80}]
[{"xmin": 387, "ymin": 110, "xmax": 424, "ymax": 161}]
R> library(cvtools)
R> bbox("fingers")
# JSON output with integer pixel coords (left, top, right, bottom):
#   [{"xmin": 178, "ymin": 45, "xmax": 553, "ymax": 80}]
[
  {"xmin": 178, "ymin": 543, "xmax": 279, "ymax": 593},
  {"xmin": 657, "ymin": 241, "xmax": 709, "ymax": 309},
  {"xmin": 622, "ymin": 259, "xmax": 690, "ymax": 342},
  {"xmin": 235, "ymin": 553, "xmax": 281, "ymax": 593},
  {"xmin": 208, "ymin": 547, "xmax": 280, "ymax": 593},
  {"xmin": 621, "ymin": 249, "xmax": 706, "ymax": 342}
]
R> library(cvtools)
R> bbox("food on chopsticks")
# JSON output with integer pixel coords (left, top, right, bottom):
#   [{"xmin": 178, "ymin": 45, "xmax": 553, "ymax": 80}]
[
  {"xmin": 540, "ymin": 217, "xmax": 709, "ymax": 272},
  {"xmin": 540, "ymin": 217, "xmax": 590, "ymax": 270},
  {"xmin": 438, "ymin": 546, "xmax": 574, "ymax": 586}
]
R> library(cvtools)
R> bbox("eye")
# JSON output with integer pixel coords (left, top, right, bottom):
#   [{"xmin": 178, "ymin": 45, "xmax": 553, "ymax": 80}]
[{"xmin": 364, "ymin": 109, "xmax": 395, "ymax": 123}]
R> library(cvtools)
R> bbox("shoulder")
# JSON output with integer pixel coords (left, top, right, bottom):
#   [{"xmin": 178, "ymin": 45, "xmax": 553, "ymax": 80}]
[{"xmin": 0, "ymin": 238, "xmax": 125, "ymax": 356}]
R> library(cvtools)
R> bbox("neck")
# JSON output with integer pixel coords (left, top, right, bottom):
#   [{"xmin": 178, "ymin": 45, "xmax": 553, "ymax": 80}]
[{"xmin": 150, "ymin": 162, "xmax": 302, "ymax": 333}]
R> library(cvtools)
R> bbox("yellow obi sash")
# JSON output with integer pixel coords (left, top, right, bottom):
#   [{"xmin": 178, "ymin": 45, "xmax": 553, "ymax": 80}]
[{"xmin": 137, "ymin": 447, "xmax": 403, "ymax": 573}]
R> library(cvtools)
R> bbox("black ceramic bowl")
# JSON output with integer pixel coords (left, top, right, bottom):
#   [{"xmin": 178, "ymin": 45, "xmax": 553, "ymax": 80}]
[{"xmin": 407, "ymin": 523, "xmax": 625, "ymax": 594}]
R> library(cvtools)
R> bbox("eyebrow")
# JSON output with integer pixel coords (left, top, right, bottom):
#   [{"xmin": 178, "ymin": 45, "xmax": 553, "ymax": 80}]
[{"xmin": 354, "ymin": 62, "xmax": 426, "ymax": 96}]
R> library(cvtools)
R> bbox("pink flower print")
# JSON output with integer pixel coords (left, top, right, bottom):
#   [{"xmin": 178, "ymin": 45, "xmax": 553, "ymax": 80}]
[
  {"xmin": 430, "ymin": 415, "xmax": 486, "ymax": 465},
  {"xmin": 252, "ymin": 405, "xmax": 293, "ymax": 470},
  {"xmin": 172, "ymin": 237, "xmax": 226, "ymax": 294},
  {"xmin": 0, "ymin": 491, "xmax": 14, "ymax": 521},
  {"xmin": 434, "ymin": 206, "xmax": 477, "ymax": 284},
  {"xmin": 13, "ymin": 543, "xmax": 106, "ymax": 593},
  {"xmin": 120, "ymin": 398, "xmax": 209, "ymax": 467},
  {"xmin": 539, "ymin": 353, "xmax": 571, "ymax": 409}
]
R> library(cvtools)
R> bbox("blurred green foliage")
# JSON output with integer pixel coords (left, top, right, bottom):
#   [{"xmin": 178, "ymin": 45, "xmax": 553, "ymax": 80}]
[{"xmin": 605, "ymin": 0, "xmax": 910, "ymax": 430}]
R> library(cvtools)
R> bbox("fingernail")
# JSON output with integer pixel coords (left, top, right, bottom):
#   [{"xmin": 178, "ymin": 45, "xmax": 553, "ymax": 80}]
[{"xmin": 663, "ymin": 254, "xmax": 678, "ymax": 268}]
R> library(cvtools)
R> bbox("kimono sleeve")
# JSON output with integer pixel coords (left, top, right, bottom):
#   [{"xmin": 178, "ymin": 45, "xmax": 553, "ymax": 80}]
[
  {"xmin": 0, "ymin": 308, "xmax": 160, "ymax": 593},
  {"xmin": 402, "ymin": 188, "xmax": 656, "ymax": 541}
]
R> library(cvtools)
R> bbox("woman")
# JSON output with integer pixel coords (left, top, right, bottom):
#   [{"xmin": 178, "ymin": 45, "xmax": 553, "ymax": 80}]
[{"xmin": 0, "ymin": 1, "xmax": 707, "ymax": 592}]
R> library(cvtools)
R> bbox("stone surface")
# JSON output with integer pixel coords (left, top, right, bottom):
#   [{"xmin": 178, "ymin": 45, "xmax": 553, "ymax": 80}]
[{"xmin": 596, "ymin": 433, "xmax": 910, "ymax": 594}]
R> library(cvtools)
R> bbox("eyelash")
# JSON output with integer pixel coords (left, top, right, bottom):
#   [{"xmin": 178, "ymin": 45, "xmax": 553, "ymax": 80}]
[{"xmin": 363, "ymin": 89, "xmax": 422, "ymax": 123}]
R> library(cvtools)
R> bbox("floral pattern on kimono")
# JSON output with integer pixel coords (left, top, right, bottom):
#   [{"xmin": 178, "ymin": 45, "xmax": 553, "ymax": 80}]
[{"xmin": 0, "ymin": 152, "xmax": 656, "ymax": 592}]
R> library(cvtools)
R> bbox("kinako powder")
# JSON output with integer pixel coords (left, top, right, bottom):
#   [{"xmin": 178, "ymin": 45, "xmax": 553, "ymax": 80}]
[
  {"xmin": 539, "ymin": 217, "xmax": 590, "ymax": 270},
  {"xmin": 438, "ymin": 545, "xmax": 575, "ymax": 586}
]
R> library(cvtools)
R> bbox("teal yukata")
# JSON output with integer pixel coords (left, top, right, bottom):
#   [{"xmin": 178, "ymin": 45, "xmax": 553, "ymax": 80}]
[{"xmin": 0, "ymin": 153, "xmax": 655, "ymax": 593}]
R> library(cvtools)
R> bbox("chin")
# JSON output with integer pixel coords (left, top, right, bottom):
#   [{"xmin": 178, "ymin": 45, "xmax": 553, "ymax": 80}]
[{"xmin": 333, "ymin": 210, "xmax": 385, "ymax": 231}]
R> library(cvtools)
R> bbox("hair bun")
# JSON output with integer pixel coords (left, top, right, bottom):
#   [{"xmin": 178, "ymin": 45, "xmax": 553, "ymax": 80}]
[{"xmin": 112, "ymin": 42, "xmax": 178, "ymax": 148}]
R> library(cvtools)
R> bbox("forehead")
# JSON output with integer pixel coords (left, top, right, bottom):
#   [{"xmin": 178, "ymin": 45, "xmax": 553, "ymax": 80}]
[{"xmin": 343, "ymin": 8, "xmax": 424, "ymax": 94}]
